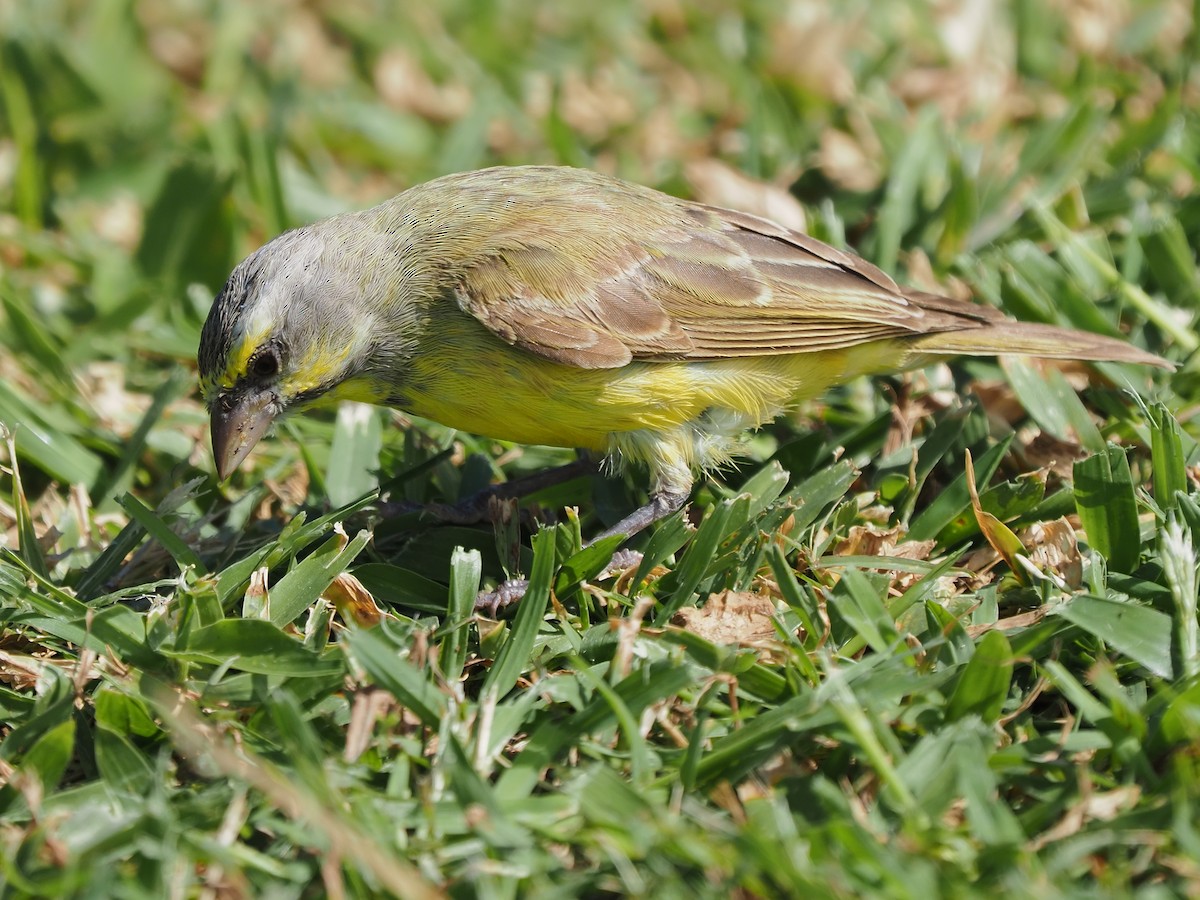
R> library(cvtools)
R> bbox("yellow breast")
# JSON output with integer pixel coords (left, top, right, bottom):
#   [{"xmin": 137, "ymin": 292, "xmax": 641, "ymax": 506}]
[{"xmin": 396, "ymin": 311, "xmax": 901, "ymax": 465}]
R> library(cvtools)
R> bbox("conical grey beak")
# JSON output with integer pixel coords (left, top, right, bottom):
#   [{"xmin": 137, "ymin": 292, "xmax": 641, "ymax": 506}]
[{"xmin": 211, "ymin": 388, "xmax": 277, "ymax": 480}]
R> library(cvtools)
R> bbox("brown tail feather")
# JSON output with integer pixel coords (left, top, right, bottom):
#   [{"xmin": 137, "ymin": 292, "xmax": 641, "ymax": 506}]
[{"xmin": 909, "ymin": 322, "xmax": 1173, "ymax": 370}]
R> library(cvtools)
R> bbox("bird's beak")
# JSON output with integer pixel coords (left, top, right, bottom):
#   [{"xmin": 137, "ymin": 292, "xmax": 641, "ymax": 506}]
[{"xmin": 211, "ymin": 388, "xmax": 277, "ymax": 481}]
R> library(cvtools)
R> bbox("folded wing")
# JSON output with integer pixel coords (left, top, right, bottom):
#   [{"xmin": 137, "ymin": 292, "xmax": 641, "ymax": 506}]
[{"xmin": 452, "ymin": 189, "xmax": 1163, "ymax": 370}]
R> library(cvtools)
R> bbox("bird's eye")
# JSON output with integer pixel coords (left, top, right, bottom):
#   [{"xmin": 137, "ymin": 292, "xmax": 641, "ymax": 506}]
[{"xmin": 249, "ymin": 348, "xmax": 280, "ymax": 379}]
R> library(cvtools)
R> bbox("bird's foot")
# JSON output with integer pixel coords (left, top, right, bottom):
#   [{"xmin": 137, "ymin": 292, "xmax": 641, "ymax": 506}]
[
  {"xmin": 474, "ymin": 578, "xmax": 531, "ymax": 617},
  {"xmin": 599, "ymin": 548, "xmax": 645, "ymax": 580},
  {"xmin": 472, "ymin": 534, "xmax": 656, "ymax": 616}
]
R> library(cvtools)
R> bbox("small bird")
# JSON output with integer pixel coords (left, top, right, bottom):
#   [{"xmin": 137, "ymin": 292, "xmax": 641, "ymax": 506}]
[{"xmin": 199, "ymin": 166, "xmax": 1170, "ymax": 538}]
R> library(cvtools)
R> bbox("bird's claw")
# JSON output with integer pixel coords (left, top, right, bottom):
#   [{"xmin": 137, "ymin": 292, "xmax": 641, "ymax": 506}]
[
  {"xmin": 598, "ymin": 548, "xmax": 644, "ymax": 579},
  {"xmin": 475, "ymin": 579, "xmax": 530, "ymax": 617},
  {"xmin": 473, "ymin": 548, "xmax": 646, "ymax": 616}
]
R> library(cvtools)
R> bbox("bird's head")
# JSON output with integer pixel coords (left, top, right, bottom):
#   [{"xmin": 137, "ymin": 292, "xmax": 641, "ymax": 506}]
[{"xmin": 198, "ymin": 224, "xmax": 396, "ymax": 480}]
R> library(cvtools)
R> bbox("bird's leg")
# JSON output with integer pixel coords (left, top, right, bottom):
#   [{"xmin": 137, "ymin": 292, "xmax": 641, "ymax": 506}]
[
  {"xmin": 379, "ymin": 455, "xmax": 598, "ymax": 524},
  {"xmin": 434, "ymin": 455, "xmax": 598, "ymax": 524},
  {"xmin": 586, "ymin": 488, "xmax": 689, "ymax": 545},
  {"xmin": 474, "ymin": 486, "xmax": 691, "ymax": 615}
]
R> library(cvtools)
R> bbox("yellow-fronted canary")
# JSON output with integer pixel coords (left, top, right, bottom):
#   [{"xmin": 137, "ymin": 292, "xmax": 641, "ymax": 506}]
[{"xmin": 198, "ymin": 166, "xmax": 1170, "ymax": 536}]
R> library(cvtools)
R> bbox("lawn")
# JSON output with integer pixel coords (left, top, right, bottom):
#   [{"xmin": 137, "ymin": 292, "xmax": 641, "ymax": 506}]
[{"xmin": 1, "ymin": 0, "xmax": 1199, "ymax": 896}]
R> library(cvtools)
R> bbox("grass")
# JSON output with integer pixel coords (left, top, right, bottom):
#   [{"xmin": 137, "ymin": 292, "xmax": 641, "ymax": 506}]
[{"xmin": 2, "ymin": 0, "xmax": 1199, "ymax": 896}]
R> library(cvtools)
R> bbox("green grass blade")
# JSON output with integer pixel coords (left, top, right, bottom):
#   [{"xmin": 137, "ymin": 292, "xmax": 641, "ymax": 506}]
[
  {"xmin": 946, "ymin": 630, "xmax": 1014, "ymax": 724},
  {"xmin": 346, "ymin": 627, "xmax": 447, "ymax": 728},
  {"xmin": 443, "ymin": 546, "xmax": 482, "ymax": 681},
  {"xmin": 325, "ymin": 401, "xmax": 383, "ymax": 508},
  {"xmin": 1149, "ymin": 403, "xmax": 1188, "ymax": 511},
  {"xmin": 1073, "ymin": 444, "xmax": 1140, "ymax": 574},
  {"xmin": 907, "ymin": 436, "xmax": 1014, "ymax": 543},
  {"xmin": 91, "ymin": 369, "xmax": 188, "ymax": 510},
  {"xmin": 1055, "ymin": 594, "xmax": 1173, "ymax": 679},
  {"xmin": 482, "ymin": 526, "xmax": 557, "ymax": 699},
  {"xmin": 117, "ymin": 492, "xmax": 206, "ymax": 575},
  {"xmin": 268, "ymin": 528, "xmax": 372, "ymax": 626}
]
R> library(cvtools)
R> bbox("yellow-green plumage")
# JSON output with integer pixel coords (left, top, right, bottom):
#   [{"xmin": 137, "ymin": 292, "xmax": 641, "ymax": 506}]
[{"xmin": 198, "ymin": 166, "xmax": 1170, "ymax": 535}]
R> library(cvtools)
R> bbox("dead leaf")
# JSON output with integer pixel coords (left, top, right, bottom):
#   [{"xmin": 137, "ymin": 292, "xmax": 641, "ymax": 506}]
[
  {"xmin": 966, "ymin": 449, "xmax": 1029, "ymax": 584},
  {"xmin": 883, "ymin": 386, "xmax": 940, "ymax": 457},
  {"xmin": 1060, "ymin": 0, "xmax": 1128, "ymax": 54},
  {"xmin": 1020, "ymin": 517, "xmax": 1084, "ymax": 590},
  {"xmin": 344, "ymin": 689, "xmax": 393, "ymax": 763},
  {"xmin": 558, "ymin": 68, "xmax": 638, "ymax": 140},
  {"xmin": 767, "ymin": 8, "xmax": 857, "ymax": 102},
  {"xmin": 831, "ymin": 524, "xmax": 944, "ymax": 595},
  {"xmin": 1030, "ymin": 784, "xmax": 1143, "ymax": 850},
  {"xmin": 835, "ymin": 525, "xmax": 936, "ymax": 562},
  {"xmin": 612, "ymin": 595, "xmax": 657, "ymax": 679},
  {"xmin": 904, "ymin": 247, "xmax": 973, "ymax": 301},
  {"xmin": 817, "ymin": 129, "xmax": 880, "ymax": 193},
  {"xmin": 324, "ymin": 572, "xmax": 386, "ymax": 629},
  {"xmin": 685, "ymin": 159, "xmax": 807, "ymax": 231},
  {"xmin": 245, "ymin": 567, "xmax": 270, "ymax": 620},
  {"xmin": 1015, "ymin": 431, "xmax": 1084, "ymax": 481},
  {"xmin": 265, "ymin": 461, "xmax": 310, "ymax": 509},
  {"xmin": 966, "ymin": 607, "xmax": 1048, "ymax": 637},
  {"xmin": 374, "ymin": 48, "xmax": 470, "ymax": 122},
  {"xmin": 671, "ymin": 591, "xmax": 779, "ymax": 646},
  {"xmin": 972, "ymin": 379, "xmax": 1036, "ymax": 429},
  {"xmin": 0, "ymin": 651, "xmax": 46, "ymax": 691},
  {"xmin": 0, "ymin": 650, "xmax": 105, "ymax": 691}
]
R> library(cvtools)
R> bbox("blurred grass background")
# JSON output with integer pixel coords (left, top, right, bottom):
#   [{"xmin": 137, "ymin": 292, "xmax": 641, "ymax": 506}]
[{"xmin": 2, "ymin": 0, "xmax": 1200, "ymax": 896}]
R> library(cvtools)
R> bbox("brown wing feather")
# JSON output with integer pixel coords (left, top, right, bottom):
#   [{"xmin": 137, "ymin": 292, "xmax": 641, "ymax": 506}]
[
  {"xmin": 697, "ymin": 204, "xmax": 903, "ymax": 296},
  {"xmin": 458, "ymin": 250, "xmax": 693, "ymax": 368},
  {"xmin": 451, "ymin": 175, "xmax": 985, "ymax": 369}
]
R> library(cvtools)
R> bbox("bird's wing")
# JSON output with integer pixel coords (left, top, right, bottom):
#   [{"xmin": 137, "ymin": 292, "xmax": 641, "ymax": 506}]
[{"xmin": 452, "ymin": 199, "xmax": 984, "ymax": 370}]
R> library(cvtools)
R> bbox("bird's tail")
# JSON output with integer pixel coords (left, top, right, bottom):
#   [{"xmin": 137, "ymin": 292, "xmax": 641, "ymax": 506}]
[{"xmin": 907, "ymin": 322, "xmax": 1173, "ymax": 370}]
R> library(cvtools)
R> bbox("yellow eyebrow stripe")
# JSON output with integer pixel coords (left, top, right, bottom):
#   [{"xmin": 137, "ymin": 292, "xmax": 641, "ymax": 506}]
[{"xmin": 221, "ymin": 326, "xmax": 273, "ymax": 389}]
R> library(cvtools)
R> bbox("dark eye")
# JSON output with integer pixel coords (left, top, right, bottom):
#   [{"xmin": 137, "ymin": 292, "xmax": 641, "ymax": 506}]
[{"xmin": 249, "ymin": 348, "xmax": 280, "ymax": 379}]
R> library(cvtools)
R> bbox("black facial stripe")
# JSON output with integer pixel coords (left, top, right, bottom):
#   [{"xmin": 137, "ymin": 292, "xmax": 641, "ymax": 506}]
[{"xmin": 289, "ymin": 384, "xmax": 335, "ymax": 406}]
